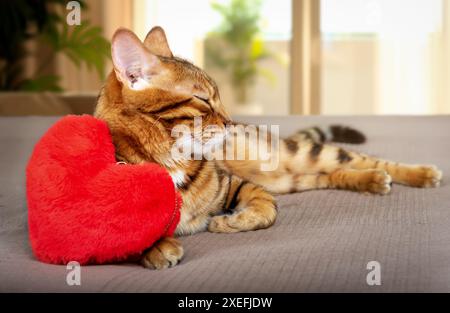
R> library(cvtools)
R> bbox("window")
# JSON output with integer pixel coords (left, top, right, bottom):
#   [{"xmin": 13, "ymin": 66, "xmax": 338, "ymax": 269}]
[
  {"xmin": 320, "ymin": 0, "xmax": 450, "ymax": 114},
  {"xmin": 134, "ymin": 0, "xmax": 292, "ymax": 115}
]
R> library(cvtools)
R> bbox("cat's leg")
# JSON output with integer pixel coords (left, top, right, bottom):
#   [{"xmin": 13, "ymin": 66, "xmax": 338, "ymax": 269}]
[
  {"xmin": 289, "ymin": 169, "xmax": 392, "ymax": 194},
  {"xmin": 208, "ymin": 177, "xmax": 277, "ymax": 233},
  {"xmin": 141, "ymin": 236, "xmax": 184, "ymax": 270},
  {"xmin": 207, "ymin": 168, "xmax": 391, "ymax": 233},
  {"xmin": 347, "ymin": 152, "xmax": 442, "ymax": 188},
  {"xmin": 285, "ymin": 134, "xmax": 442, "ymax": 188},
  {"xmin": 221, "ymin": 135, "xmax": 442, "ymax": 191},
  {"xmin": 282, "ymin": 143, "xmax": 442, "ymax": 189}
]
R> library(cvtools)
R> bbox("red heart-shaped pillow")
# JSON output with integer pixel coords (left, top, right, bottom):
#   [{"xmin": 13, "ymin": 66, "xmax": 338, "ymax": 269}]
[{"xmin": 26, "ymin": 115, "xmax": 180, "ymax": 265}]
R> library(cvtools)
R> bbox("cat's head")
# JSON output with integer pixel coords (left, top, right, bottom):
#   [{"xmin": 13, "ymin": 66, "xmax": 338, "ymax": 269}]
[
  {"xmin": 109, "ymin": 27, "xmax": 230, "ymax": 126},
  {"xmin": 102, "ymin": 27, "xmax": 231, "ymax": 162}
]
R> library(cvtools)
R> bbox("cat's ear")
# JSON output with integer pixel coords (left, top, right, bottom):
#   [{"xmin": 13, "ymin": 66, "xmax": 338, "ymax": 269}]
[
  {"xmin": 144, "ymin": 26, "xmax": 173, "ymax": 58},
  {"xmin": 111, "ymin": 28, "xmax": 161, "ymax": 90}
]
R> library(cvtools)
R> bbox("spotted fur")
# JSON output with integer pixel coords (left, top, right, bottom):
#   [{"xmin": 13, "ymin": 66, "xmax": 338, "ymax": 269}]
[{"xmin": 95, "ymin": 27, "xmax": 443, "ymax": 270}]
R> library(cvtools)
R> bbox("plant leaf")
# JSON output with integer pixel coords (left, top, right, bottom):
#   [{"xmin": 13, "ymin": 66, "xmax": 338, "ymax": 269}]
[{"xmin": 21, "ymin": 74, "xmax": 62, "ymax": 92}]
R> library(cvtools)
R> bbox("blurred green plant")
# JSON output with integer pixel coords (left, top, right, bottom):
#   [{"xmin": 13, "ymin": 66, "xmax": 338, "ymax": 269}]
[
  {"xmin": 0, "ymin": 0, "xmax": 110, "ymax": 91},
  {"xmin": 205, "ymin": 0, "xmax": 275, "ymax": 104}
]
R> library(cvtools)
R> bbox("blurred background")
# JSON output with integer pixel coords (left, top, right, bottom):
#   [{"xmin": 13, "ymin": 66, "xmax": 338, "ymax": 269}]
[{"xmin": 1, "ymin": 0, "xmax": 449, "ymax": 116}]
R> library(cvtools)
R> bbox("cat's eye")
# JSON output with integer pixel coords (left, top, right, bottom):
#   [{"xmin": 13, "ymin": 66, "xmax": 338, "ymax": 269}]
[{"xmin": 194, "ymin": 95, "xmax": 210, "ymax": 104}]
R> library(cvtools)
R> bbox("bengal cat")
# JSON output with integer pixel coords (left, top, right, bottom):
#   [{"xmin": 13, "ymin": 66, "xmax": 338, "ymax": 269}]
[{"xmin": 94, "ymin": 27, "xmax": 443, "ymax": 269}]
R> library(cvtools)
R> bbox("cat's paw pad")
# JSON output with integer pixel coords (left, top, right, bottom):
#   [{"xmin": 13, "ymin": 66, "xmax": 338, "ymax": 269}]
[
  {"xmin": 141, "ymin": 237, "xmax": 183, "ymax": 270},
  {"xmin": 368, "ymin": 170, "xmax": 392, "ymax": 195}
]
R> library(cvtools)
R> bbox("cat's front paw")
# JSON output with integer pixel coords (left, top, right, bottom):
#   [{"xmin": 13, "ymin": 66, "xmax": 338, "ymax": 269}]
[
  {"xmin": 366, "ymin": 170, "xmax": 392, "ymax": 195},
  {"xmin": 141, "ymin": 237, "xmax": 184, "ymax": 270}
]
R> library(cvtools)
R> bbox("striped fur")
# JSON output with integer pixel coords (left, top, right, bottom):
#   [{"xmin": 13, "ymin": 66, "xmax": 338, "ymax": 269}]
[
  {"xmin": 286, "ymin": 125, "xmax": 366, "ymax": 145},
  {"xmin": 95, "ymin": 27, "xmax": 442, "ymax": 270}
]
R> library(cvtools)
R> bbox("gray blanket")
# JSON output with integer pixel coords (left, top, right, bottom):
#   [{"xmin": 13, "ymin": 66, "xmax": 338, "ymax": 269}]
[{"xmin": 1, "ymin": 115, "xmax": 449, "ymax": 292}]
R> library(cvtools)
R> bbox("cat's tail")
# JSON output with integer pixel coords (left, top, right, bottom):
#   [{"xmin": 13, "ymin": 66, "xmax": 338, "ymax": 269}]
[{"xmin": 294, "ymin": 125, "xmax": 366, "ymax": 144}]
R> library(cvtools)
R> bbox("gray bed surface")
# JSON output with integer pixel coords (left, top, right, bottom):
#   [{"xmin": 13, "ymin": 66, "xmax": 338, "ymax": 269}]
[{"xmin": 1, "ymin": 115, "xmax": 449, "ymax": 292}]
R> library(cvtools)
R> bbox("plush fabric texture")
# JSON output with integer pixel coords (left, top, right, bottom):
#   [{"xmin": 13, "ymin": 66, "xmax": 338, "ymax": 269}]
[{"xmin": 26, "ymin": 115, "xmax": 180, "ymax": 265}]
